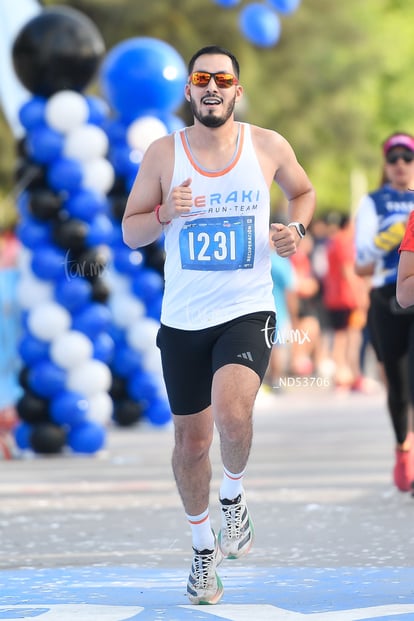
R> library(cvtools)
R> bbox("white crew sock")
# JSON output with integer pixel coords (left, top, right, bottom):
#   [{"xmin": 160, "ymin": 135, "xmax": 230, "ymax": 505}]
[
  {"xmin": 219, "ymin": 465, "xmax": 245, "ymax": 501},
  {"xmin": 186, "ymin": 508, "xmax": 214, "ymax": 551}
]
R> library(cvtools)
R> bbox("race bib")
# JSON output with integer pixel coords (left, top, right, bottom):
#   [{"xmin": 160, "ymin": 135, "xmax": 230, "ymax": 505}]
[{"xmin": 179, "ymin": 216, "xmax": 255, "ymax": 271}]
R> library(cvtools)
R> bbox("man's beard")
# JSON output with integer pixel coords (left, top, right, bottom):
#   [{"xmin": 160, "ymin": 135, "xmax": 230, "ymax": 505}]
[{"xmin": 190, "ymin": 97, "xmax": 235, "ymax": 128}]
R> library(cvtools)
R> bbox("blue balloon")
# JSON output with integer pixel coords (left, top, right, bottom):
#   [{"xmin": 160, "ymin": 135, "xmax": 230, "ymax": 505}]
[
  {"xmin": 14, "ymin": 422, "xmax": 33, "ymax": 450},
  {"xmin": 125, "ymin": 172, "xmax": 138, "ymax": 193},
  {"xmin": 18, "ymin": 332, "xmax": 50, "ymax": 365},
  {"xmin": 146, "ymin": 293, "xmax": 163, "ymax": 321},
  {"xmin": 72, "ymin": 302, "xmax": 112, "ymax": 338},
  {"xmin": 127, "ymin": 368, "xmax": 159, "ymax": 403},
  {"xmin": 47, "ymin": 157, "xmax": 83, "ymax": 193},
  {"xmin": 109, "ymin": 144, "xmax": 140, "ymax": 178},
  {"xmin": 158, "ymin": 112, "xmax": 186, "ymax": 133},
  {"xmin": 31, "ymin": 243, "xmax": 67, "ymax": 280},
  {"xmin": 103, "ymin": 118, "xmax": 127, "ymax": 145},
  {"xmin": 16, "ymin": 192, "xmax": 30, "ymax": 219},
  {"xmin": 93, "ymin": 331, "xmax": 115, "ymax": 363},
  {"xmin": 19, "ymin": 96, "xmax": 46, "ymax": 130},
  {"xmin": 26, "ymin": 125, "xmax": 64, "ymax": 164},
  {"xmin": 64, "ymin": 189, "xmax": 109, "ymax": 223},
  {"xmin": 145, "ymin": 397, "xmax": 171, "ymax": 426},
  {"xmin": 68, "ymin": 421, "xmax": 106, "ymax": 454},
  {"xmin": 212, "ymin": 0, "xmax": 241, "ymax": 5},
  {"xmin": 109, "ymin": 225, "xmax": 124, "ymax": 247},
  {"xmin": 50, "ymin": 390, "xmax": 89, "ymax": 426},
  {"xmin": 86, "ymin": 95, "xmax": 109, "ymax": 126},
  {"xmin": 112, "ymin": 343, "xmax": 143, "ymax": 378},
  {"xmin": 113, "ymin": 244, "xmax": 144, "ymax": 275},
  {"xmin": 239, "ymin": 4, "xmax": 281, "ymax": 47},
  {"xmin": 28, "ymin": 359, "xmax": 67, "ymax": 398},
  {"xmin": 268, "ymin": 0, "xmax": 301, "ymax": 14},
  {"xmin": 86, "ymin": 214, "xmax": 114, "ymax": 246},
  {"xmin": 55, "ymin": 276, "xmax": 92, "ymax": 312},
  {"xmin": 108, "ymin": 323, "xmax": 126, "ymax": 346},
  {"xmin": 17, "ymin": 216, "xmax": 51, "ymax": 249},
  {"xmin": 100, "ymin": 37, "xmax": 187, "ymax": 121},
  {"xmin": 131, "ymin": 268, "xmax": 163, "ymax": 304}
]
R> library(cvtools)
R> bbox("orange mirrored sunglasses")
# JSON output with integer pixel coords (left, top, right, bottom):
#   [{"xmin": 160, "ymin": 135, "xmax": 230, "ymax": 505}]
[{"xmin": 189, "ymin": 71, "xmax": 239, "ymax": 89}]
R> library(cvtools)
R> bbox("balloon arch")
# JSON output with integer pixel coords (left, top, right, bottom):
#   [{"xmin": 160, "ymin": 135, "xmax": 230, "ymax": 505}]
[{"xmin": 11, "ymin": 7, "xmax": 185, "ymax": 455}]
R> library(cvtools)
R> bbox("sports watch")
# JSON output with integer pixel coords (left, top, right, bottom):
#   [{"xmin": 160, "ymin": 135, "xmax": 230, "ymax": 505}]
[{"xmin": 288, "ymin": 221, "xmax": 306, "ymax": 239}]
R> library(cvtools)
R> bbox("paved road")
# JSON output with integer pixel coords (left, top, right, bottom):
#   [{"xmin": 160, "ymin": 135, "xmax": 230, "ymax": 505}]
[{"xmin": 1, "ymin": 384, "xmax": 414, "ymax": 620}]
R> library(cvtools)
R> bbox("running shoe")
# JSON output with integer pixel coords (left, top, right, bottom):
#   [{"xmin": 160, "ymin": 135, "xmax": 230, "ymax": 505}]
[
  {"xmin": 393, "ymin": 447, "xmax": 413, "ymax": 492},
  {"xmin": 218, "ymin": 490, "xmax": 254, "ymax": 559},
  {"xmin": 187, "ymin": 534, "xmax": 223, "ymax": 605}
]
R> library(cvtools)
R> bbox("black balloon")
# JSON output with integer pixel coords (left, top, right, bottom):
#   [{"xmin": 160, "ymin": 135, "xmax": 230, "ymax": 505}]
[
  {"xmin": 17, "ymin": 390, "xmax": 50, "ymax": 424},
  {"xmin": 29, "ymin": 189, "xmax": 62, "ymax": 220},
  {"xmin": 113, "ymin": 400, "xmax": 143, "ymax": 427},
  {"xmin": 143, "ymin": 242, "xmax": 165, "ymax": 276},
  {"xmin": 91, "ymin": 276, "xmax": 111, "ymax": 303},
  {"xmin": 75, "ymin": 245, "xmax": 111, "ymax": 281},
  {"xmin": 110, "ymin": 194, "xmax": 128, "ymax": 221},
  {"xmin": 18, "ymin": 366, "xmax": 31, "ymax": 391},
  {"xmin": 53, "ymin": 218, "xmax": 88, "ymax": 253},
  {"xmin": 109, "ymin": 375, "xmax": 128, "ymax": 401},
  {"xmin": 109, "ymin": 176, "xmax": 127, "ymax": 196},
  {"xmin": 15, "ymin": 159, "xmax": 47, "ymax": 192},
  {"xmin": 30, "ymin": 423, "xmax": 66, "ymax": 454},
  {"xmin": 12, "ymin": 6, "xmax": 105, "ymax": 96}
]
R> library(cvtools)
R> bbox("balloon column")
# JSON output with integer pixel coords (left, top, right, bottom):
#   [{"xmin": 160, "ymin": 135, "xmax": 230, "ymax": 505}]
[
  {"xmin": 12, "ymin": 6, "xmax": 114, "ymax": 455},
  {"xmin": 212, "ymin": 0, "xmax": 302, "ymax": 47},
  {"xmin": 99, "ymin": 37, "xmax": 187, "ymax": 428}
]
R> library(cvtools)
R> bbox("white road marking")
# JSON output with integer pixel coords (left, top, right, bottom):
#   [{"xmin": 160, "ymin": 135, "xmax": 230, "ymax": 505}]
[
  {"xmin": 181, "ymin": 603, "xmax": 414, "ymax": 620},
  {"xmin": 2, "ymin": 603, "xmax": 414, "ymax": 620},
  {"xmin": 0, "ymin": 605, "xmax": 144, "ymax": 620}
]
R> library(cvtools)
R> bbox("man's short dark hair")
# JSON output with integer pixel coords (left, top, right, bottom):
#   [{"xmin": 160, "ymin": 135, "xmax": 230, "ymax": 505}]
[{"xmin": 187, "ymin": 45, "xmax": 240, "ymax": 79}]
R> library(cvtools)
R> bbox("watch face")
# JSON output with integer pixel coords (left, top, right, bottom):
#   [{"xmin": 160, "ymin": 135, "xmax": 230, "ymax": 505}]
[{"xmin": 298, "ymin": 223, "xmax": 306, "ymax": 236}]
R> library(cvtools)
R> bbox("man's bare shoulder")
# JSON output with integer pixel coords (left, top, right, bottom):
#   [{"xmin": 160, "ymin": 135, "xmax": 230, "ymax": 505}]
[
  {"xmin": 144, "ymin": 132, "xmax": 176, "ymax": 161},
  {"xmin": 137, "ymin": 133, "xmax": 176, "ymax": 186}
]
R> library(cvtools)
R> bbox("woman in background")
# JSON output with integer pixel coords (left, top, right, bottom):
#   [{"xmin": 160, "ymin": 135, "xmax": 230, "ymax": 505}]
[{"xmin": 355, "ymin": 132, "xmax": 414, "ymax": 492}]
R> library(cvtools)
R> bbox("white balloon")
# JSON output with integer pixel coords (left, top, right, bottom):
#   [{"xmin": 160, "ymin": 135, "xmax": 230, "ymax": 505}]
[
  {"xmin": 18, "ymin": 246, "xmax": 33, "ymax": 272},
  {"xmin": 87, "ymin": 392, "xmax": 113, "ymax": 426},
  {"xmin": 64, "ymin": 124, "xmax": 109, "ymax": 161},
  {"xmin": 50, "ymin": 330, "xmax": 93, "ymax": 369},
  {"xmin": 82, "ymin": 157, "xmax": 115, "ymax": 194},
  {"xmin": 45, "ymin": 90, "xmax": 89, "ymax": 133},
  {"xmin": 126, "ymin": 317, "xmax": 159, "ymax": 352},
  {"xmin": 67, "ymin": 359, "xmax": 112, "ymax": 396},
  {"xmin": 27, "ymin": 301, "xmax": 71, "ymax": 341},
  {"xmin": 17, "ymin": 276, "xmax": 54, "ymax": 309},
  {"xmin": 142, "ymin": 347, "xmax": 163, "ymax": 375},
  {"xmin": 104, "ymin": 269, "xmax": 133, "ymax": 295},
  {"xmin": 109, "ymin": 293, "xmax": 145, "ymax": 328},
  {"xmin": 126, "ymin": 116, "xmax": 167, "ymax": 153}
]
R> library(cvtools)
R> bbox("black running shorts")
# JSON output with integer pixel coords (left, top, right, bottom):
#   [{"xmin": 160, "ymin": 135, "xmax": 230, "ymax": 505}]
[{"xmin": 156, "ymin": 311, "xmax": 276, "ymax": 415}]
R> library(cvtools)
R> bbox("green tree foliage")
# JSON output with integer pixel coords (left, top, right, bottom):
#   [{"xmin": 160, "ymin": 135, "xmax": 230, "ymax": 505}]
[{"xmin": 3, "ymin": 0, "xmax": 414, "ymax": 218}]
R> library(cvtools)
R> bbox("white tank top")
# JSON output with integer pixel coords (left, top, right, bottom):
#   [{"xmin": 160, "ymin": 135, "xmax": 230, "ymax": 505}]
[{"xmin": 161, "ymin": 122, "xmax": 275, "ymax": 330}]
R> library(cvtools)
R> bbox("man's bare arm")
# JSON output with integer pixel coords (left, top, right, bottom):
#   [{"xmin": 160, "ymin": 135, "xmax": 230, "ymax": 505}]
[{"xmin": 122, "ymin": 137, "xmax": 172, "ymax": 249}]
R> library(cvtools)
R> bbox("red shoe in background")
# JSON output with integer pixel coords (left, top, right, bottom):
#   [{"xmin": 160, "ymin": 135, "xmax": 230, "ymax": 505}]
[{"xmin": 393, "ymin": 447, "xmax": 413, "ymax": 492}]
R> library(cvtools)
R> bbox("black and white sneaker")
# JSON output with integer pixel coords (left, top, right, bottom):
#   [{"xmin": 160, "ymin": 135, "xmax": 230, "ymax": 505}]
[
  {"xmin": 187, "ymin": 533, "xmax": 224, "ymax": 605},
  {"xmin": 218, "ymin": 490, "xmax": 254, "ymax": 559}
]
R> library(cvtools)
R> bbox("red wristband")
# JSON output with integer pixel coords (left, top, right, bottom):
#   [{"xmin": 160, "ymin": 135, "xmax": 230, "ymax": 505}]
[{"xmin": 154, "ymin": 204, "xmax": 171, "ymax": 225}]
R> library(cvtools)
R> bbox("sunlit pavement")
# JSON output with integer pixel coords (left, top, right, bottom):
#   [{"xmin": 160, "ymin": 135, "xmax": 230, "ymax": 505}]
[{"xmin": 1, "ymin": 383, "xmax": 414, "ymax": 620}]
